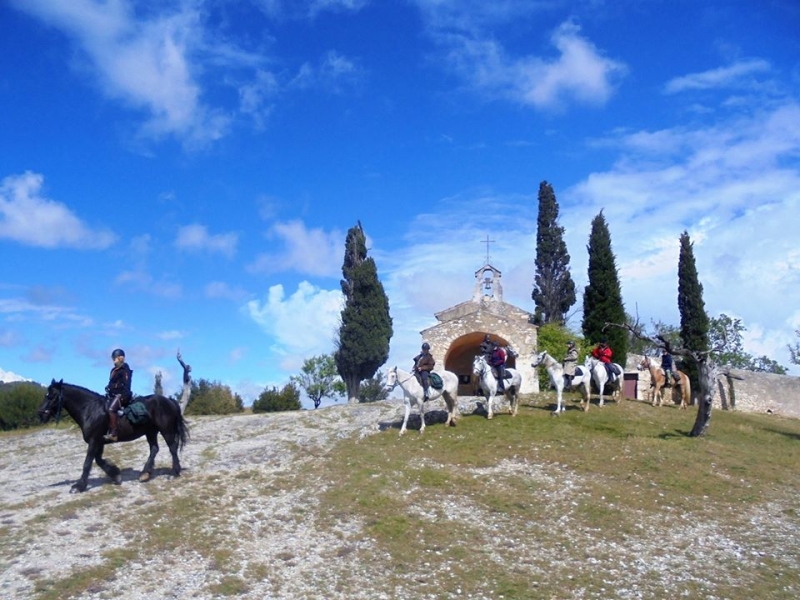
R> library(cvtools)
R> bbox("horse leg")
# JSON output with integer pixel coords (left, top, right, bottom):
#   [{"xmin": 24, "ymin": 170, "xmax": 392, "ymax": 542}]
[
  {"xmin": 94, "ymin": 444, "xmax": 121, "ymax": 485},
  {"xmin": 72, "ymin": 442, "xmax": 102, "ymax": 493},
  {"xmin": 485, "ymin": 386, "xmax": 494, "ymax": 420},
  {"xmin": 139, "ymin": 432, "xmax": 159, "ymax": 482},
  {"xmin": 418, "ymin": 399, "xmax": 426, "ymax": 435},
  {"xmin": 399, "ymin": 400, "xmax": 411, "ymax": 436},
  {"xmin": 444, "ymin": 393, "xmax": 458, "ymax": 427},
  {"xmin": 160, "ymin": 431, "xmax": 182, "ymax": 478},
  {"xmin": 554, "ymin": 384, "xmax": 563, "ymax": 414}
]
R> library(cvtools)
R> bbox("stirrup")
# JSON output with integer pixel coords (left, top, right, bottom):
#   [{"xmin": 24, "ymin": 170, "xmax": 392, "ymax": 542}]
[{"xmin": 104, "ymin": 432, "xmax": 118, "ymax": 442}]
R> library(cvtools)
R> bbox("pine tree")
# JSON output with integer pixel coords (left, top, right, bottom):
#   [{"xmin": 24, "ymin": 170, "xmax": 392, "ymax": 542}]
[
  {"xmin": 335, "ymin": 221, "xmax": 393, "ymax": 403},
  {"xmin": 531, "ymin": 181, "xmax": 576, "ymax": 325},
  {"xmin": 581, "ymin": 211, "xmax": 627, "ymax": 367}
]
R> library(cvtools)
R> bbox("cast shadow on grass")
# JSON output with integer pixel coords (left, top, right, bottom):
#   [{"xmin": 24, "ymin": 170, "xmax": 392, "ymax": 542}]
[
  {"xmin": 47, "ymin": 467, "xmax": 179, "ymax": 491},
  {"xmin": 378, "ymin": 409, "xmax": 457, "ymax": 432},
  {"xmin": 763, "ymin": 427, "xmax": 800, "ymax": 442},
  {"xmin": 657, "ymin": 429, "xmax": 693, "ymax": 440}
]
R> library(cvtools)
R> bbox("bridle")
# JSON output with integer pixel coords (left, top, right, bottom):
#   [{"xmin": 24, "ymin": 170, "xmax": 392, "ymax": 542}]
[
  {"xmin": 40, "ymin": 386, "xmax": 65, "ymax": 423},
  {"xmin": 385, "ymin": 367, "xmax": 417, "ymax": 391},
  {"xmin": 474, "ymin": 355, "xmax": 490, "ymax": 377},
  {"xmin": 532, "ymin": 351, "xmax": 549, "ymax": 366}
]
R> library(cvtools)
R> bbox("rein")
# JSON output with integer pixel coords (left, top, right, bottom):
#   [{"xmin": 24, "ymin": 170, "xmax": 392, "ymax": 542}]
[
  {"xmin": 388, "ymin": 370, "xmax": 418, "ymax": 390},
  {"xmin": 52, "ymin": 387, "xmax": 65, "ymax": 423}
]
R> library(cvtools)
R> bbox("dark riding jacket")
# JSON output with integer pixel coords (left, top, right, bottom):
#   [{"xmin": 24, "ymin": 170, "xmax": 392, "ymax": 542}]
[
  {"xmin": 414, "ymin": 352, "xmax": 435, "ymax": 372},
  {"xmin": 106, "ymin": 362, "xmax": 133, "ymax": 405}
]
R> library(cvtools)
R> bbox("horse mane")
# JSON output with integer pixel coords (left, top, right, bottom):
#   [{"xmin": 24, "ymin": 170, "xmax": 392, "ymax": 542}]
[{"xmin": 61, "ymin": 381, "xmax": 105, "ymax": 398}]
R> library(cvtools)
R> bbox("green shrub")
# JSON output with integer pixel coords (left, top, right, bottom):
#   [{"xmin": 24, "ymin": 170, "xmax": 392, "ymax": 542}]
[
  {"xmin": 359, "ymin": 371, "xmax": 389, "ymax": 403},
  {"xmin": 252, "ymin": 383, "xmax": 301, "ymax": 413},
  {"xmin": 0, "ymin": 382, "xmax": 45, "ymax": 430},
  {"xmin": 185, "ymin": 379, "xmax": 244, "ymax": 415}
]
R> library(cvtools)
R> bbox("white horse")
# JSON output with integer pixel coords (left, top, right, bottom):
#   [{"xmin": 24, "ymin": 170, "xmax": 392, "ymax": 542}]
[
  {"xmin": 472, "ymin": 355, "xmax": 523, "ymax": 418},
  {"xmin": 584, "ymin": 356, "xmax": 623, "ymax": 407},
  {"xmin": 384, "ymin": 366, "xmax": 459, "ymax": 435},
  {"xmin": 531, "ymin": 351, "xmax": 566, "ymax": 414},
  {"xmin": 532, "ymin": 351, "xmax": 593, "ymax": 413}
]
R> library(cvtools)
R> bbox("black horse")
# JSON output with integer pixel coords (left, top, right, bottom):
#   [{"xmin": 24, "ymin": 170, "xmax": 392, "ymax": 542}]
[{"xmin": 38, "ymin": 379, "xmax": 189, "ymax": 493}]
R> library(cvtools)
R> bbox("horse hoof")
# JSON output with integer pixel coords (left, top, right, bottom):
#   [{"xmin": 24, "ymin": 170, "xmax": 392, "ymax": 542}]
[
  {"xmin": 113, "ymin": 474, "xmax": 122, "ymax": 485},
  {"xmin": 139, "ymin": 472, "xmax": 151, "ymax": 482}
]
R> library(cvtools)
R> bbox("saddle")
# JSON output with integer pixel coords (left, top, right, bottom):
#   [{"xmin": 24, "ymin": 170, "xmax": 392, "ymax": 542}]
[
  {"xmin": 491, "ymin": 368, "xmax": 511, "ymax": 381},
  {"xmin": 429, "ymin": 372, "xmax": 443, "ymax": 390},
  {"xmin": 122, "ymin": 401, "xmax": 149, "ymax": 425}
]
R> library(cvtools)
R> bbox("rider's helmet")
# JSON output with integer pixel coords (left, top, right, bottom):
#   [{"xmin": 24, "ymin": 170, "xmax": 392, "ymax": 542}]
[
  {"xmin": 484, "ymin": 334, "xmax": 491, "ymax": 342},
  {"xmin": 111, "ymin": 348, "xmax": 125, "ymax": 359},
  {"xmin": 567, "ymin": 340, "xmax": 575, "ymax": 347},
  {"xmin": 600, "ymin": 338, "xmax": 608, "ymax": 346},
  {"xmin": 421, "ymin": 342, "xmax": 430, "ymax": 351}
]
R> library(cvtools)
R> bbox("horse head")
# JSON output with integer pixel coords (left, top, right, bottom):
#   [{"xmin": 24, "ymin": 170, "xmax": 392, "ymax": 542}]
[
  {"xmin": 638, "ymin": 356, "xmax": 652, "ymax": 371},
  {"xmin": 472, "ymin": 354, "xmax": 488, "ymax": 376},
  {"xmin": 531, "ymin": 351, "xmax": 549, "ymax": 367},
  {"xmin": 39, "ymin": 378, "xmax": 64, "ymax": 424},
  {"xmin": 383, "ymin": 367, "xmax": 398, "ymax": 392}
]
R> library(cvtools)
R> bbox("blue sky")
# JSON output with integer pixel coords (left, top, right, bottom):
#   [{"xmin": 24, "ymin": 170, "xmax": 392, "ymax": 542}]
[{"xmin": 1, "ymin": 0, "xmax": 799, "ymax": 407}]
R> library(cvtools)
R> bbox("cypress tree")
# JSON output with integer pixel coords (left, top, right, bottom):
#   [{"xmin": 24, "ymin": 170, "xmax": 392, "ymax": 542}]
[
  {"xmin": 677, "ymin": 231, "xmax": 710, "ymax": 390},
  {"xmin": 531, "ymin": 181, "xmax": 576, "ymax": 325},
  {"xmin": 581, "ymin": 211, "xmax": 627, "ymax": 367},
  {"xmin": 335, "ymin": 221, "xmax": 393, "ymax": 403}
]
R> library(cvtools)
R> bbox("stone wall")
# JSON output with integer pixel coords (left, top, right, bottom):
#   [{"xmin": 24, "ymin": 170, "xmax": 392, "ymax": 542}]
[{"xmin": 627, "ymin": 354, "xmax": 800, "ymax": 418}]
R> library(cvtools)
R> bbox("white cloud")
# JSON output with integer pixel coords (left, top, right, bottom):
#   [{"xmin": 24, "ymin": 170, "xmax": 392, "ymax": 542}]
[
  {"xmin": 289, "ymin": 51, "xmax": 363, "ymax": 93},
  {"xmin": 244, "ymin": 281, "xmax": 343, "ymax": 367},
  {"xmin": 0, "ymin": 367, "xmax": 31, "ymax": 383},
  {"xmin": 561, "ymin": 101, "xmax": 800, "ymax": 371},
  {"xmin": 437, "ymin": 20, "xmax": 626, "ymax": 110},
  {"xmin": 248, "ymin": 220, "xmax": 343, "ymax": 277},
  {"xmin": 0, "ymin": 172, "xmax": 116, "ymax": 249},
  {"xmin": 9, "ymin": 0, "xmax": 234, "ymax": 146},
  {"xmin": 664, "ymin": 59, "xmax": 772, "ymax": 94},
  {"xmin": 175, "ymin": 224, "xmax": 238, "ymax": 258}
]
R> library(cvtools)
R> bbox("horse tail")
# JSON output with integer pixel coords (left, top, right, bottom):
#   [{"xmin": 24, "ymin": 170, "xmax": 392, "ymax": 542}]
[
  {"xmin": 174, "ymin": 410, "xmax": 190, "ymax": 451},
  {"xmin": 682, "ymin": 375, "xmax": 692, "ymax": 406},
  {"xmin": 152, "ymin": 395, "xmax": 190, "ymax": 450}
]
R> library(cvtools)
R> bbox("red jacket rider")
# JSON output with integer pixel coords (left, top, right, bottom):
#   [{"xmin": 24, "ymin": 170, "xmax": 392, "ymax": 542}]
[{"xmin": 591, "ymin": 340, "xmax": 612, "ymax": 364}]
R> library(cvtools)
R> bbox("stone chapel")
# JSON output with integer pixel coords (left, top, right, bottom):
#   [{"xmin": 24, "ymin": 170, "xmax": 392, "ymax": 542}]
[{"xmin": 420, "ymin": 262, "xmax": 539, "ymax": 396}]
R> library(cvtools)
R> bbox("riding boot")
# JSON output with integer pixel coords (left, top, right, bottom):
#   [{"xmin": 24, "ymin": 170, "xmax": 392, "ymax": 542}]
[
  {"xmin": 104, "ymin": 411, "xmax": 119, "ymax": 442},
  {"xmin": 423, "ymin": 387, "xmax": 430, "ymax": 401},
  {"xmin": 564, "ymin": 375, "xmax": 573, "ymax": 390}
]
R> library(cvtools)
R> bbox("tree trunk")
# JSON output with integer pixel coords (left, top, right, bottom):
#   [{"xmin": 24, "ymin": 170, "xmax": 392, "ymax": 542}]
[
  {"xmin": 178, "ymin": 379, "xmax": 191, "ymax": 414},
  {"xmin": 689, "ymin": 360, "xmax": 714, "ymax": 437},
  {"xmin": 345, "ymin": 375, "xmax": 360, "ymax": 404}
]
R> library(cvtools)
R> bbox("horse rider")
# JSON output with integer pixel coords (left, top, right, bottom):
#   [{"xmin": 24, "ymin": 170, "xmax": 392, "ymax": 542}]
[
  {"xmin": 413, "ymin": 342, "xmax": 435, "ymax": 401},
  {"xmin": 661, "ymin": 350, "xmax": 678, "ymax": 385},
  {"xmin": 104, "ymin": 348, "xmax": 133, "ymax": 442},
  {"xmin": 490, "ymin": 343, "xmax": 507, "ymax": 393},
  {"xmin": 563, "ymin": 340, "xmax": 579, "ymax": 389},
  {"xmin": 479, "ymin": 334, "xmax": 494, "ymax": 358},
  {"xmin": 591, "ymin": 339, "xmax": 616, "ymax": 380}
]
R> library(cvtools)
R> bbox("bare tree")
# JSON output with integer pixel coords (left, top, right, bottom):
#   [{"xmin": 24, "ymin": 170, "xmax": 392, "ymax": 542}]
[{"xmin": 176, "ymin": 350, "xmax": 192, "ymax": 414}]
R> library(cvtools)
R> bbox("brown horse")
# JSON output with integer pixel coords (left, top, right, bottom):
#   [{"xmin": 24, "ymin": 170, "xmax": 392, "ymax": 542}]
[{"xmin": 638, "ymin": 356, "xmax": 691, "ymax": 409}]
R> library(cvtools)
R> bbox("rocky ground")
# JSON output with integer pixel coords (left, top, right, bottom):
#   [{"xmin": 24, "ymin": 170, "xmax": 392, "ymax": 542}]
[{"xmin": 1, "ymin": 397, "xmax": 799, "ymax": 600}]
